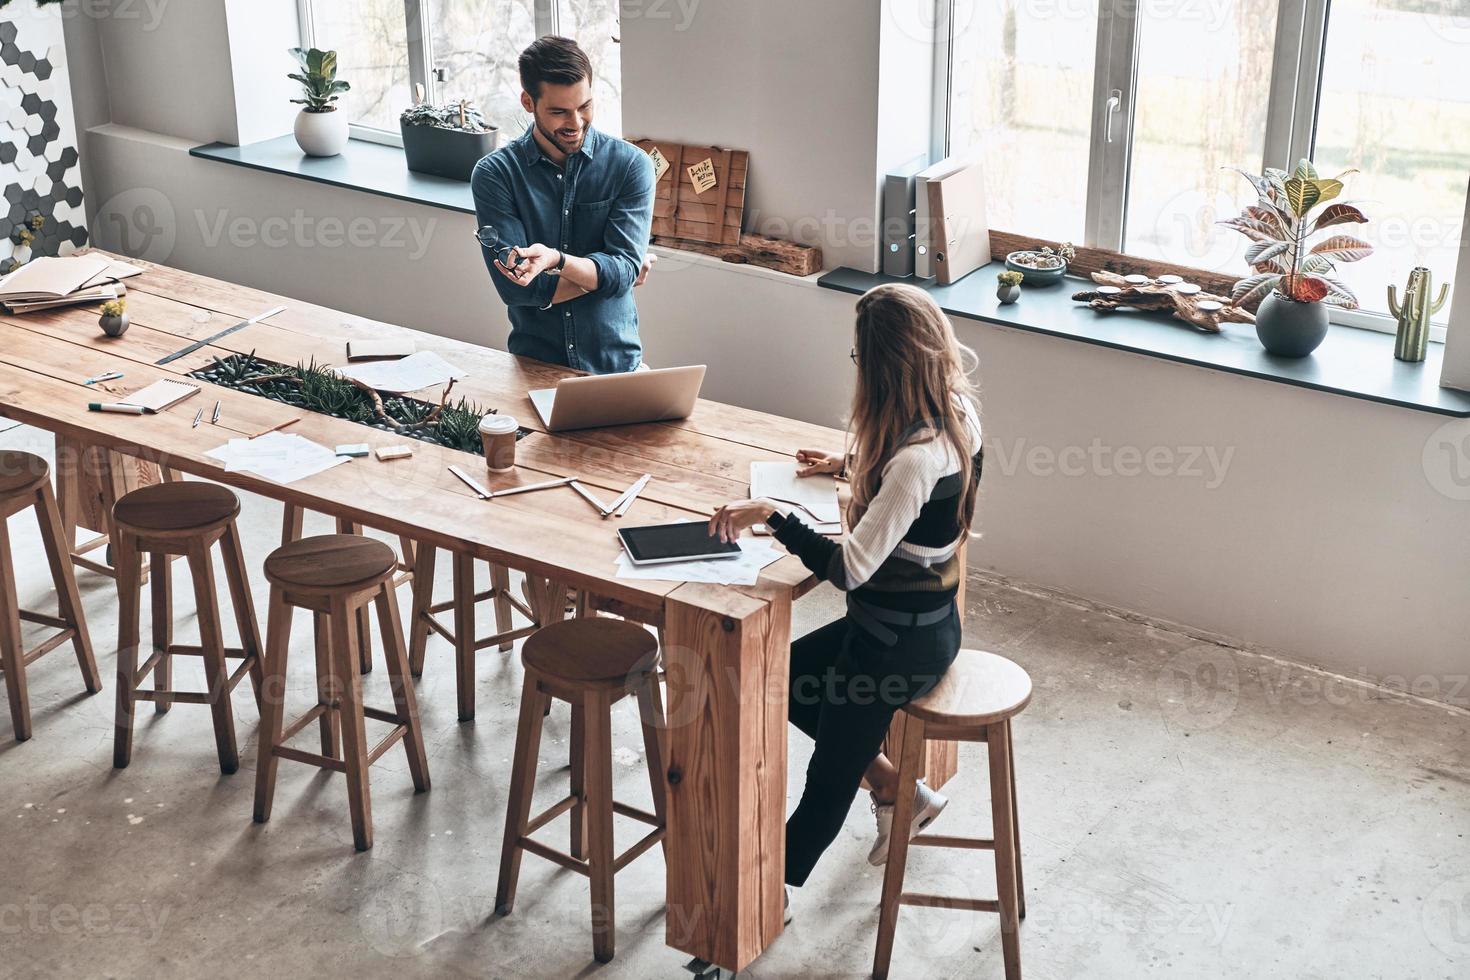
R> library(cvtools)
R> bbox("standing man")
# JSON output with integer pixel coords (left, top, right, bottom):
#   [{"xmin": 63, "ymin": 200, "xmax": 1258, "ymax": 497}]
[{"xmin": 472, "ymin": 36, "xmax": 656, "ymax": 375}]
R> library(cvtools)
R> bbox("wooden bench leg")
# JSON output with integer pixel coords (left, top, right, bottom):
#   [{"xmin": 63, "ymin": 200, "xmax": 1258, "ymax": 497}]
[
  {"xmin": 491, "ymin": 563, "xmax": 515, "ymax": 652},
  {"xmin": 313, "ymin": 611, "xmax": 339, "ymax": 759},
  {"xmin": 187, "ymin": 539, "xmax": 239, "ymax": 775},
  {"xmin": 220, "ymin": 523, "xmax": 266, "ymax": 708},
  {"xmin": 407, "ymin": 545, "xmax": 436, "ymax": 678},
  {"xmin": 585, "ymin": 688, "xmax": 617, "ymax": 963},
  {"xmin": 0, "ymin": 519, "xmax": 31, "ymax": 742},
  {"xmin": 452, "ymin": 552, "xmax": 475, "ymax": 722},
  {"xmin": 149, "ymin": 552, "xmax": 173, "ymax": 714},
  {"xmin": 873, "ymin": 714, "xmax": 927, "ymax": 980},
  {"xmin": 376, "ymin": 579, "xmax": 428, "ymax": 792},
  {"xmin": 112, "ymin": 532, "xmax": 143, "ymax": 767},
  {"xmin": 253, "ymin": 586, "xmax": 293, "ymax": 824},
  {"xmin": 331, "ymin": 598, "xmax": 374, "ymax": 851},
  {"xmin": 495, "ymin": 677, "xmax": 549, "ymax": 916},
  {"xmin": 35, "ymin": 479, "xmax": 101, "ymax": 695},
  {"xmin": 569, "ymin": 702, "xmax": 588, "ymax": 860},
  {"xmin": 989, "ymin": 720, "xmax": 1022, "ymax": 980}
]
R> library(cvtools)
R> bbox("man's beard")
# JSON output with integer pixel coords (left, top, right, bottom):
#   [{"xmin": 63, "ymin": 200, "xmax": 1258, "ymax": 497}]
[{"xmin": 536, "ymin": 117, "xmax": 584, "ymax": 155}]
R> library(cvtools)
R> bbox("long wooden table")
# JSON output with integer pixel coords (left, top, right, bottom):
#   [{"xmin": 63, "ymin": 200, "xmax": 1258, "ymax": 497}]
[{"xmin": 0, "ymin": 251, "xmax": 853, "ymax": 970}]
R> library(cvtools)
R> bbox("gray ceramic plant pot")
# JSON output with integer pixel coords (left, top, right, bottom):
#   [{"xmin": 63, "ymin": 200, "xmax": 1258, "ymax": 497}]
[
  {"xmin": 99, "ymin": 313, "xmax": 129, "ymax": 337},
  {"xmin": 996, "ymin": 284, "xmax": 1020, "ymax": 305},
  {"xmin": 1254, "ymin": 292, "xmax": 1328, "ymax": 357}
]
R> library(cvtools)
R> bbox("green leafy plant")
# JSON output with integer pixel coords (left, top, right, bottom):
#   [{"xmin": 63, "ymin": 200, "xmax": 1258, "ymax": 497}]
[
  {"xmin": 100, "ymin": 299, "xmax": 126, "ymax": 318},
  {"xmin": 288, "ymin": 47, "xmax": 349, "ymax": 113},
  {"xmin": 997, "ymin": 270, "xmax": 1024, "ymax": 287},
  {"xmin": 1219, "ymin": 159, "xmax": 1373, "ymax": 308}
]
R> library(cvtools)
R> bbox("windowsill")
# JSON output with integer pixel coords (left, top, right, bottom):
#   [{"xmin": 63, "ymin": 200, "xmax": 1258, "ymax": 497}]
[
  {"xmin": 191, "ymin": 135, "xmax": 476, "ymax": 215},
  {"xmin": 818, "ymin": 267, "xmax": 1470, "ymax": 418}
]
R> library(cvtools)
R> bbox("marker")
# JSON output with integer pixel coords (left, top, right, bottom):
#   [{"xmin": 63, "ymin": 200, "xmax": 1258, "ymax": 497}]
[
  {"xmin": 88, "ymin": 403, "xmax": 147, "ymax": 414},
  {"xmin": 83, "ymin": 370, "xmax": 124, "ymax": 386}
]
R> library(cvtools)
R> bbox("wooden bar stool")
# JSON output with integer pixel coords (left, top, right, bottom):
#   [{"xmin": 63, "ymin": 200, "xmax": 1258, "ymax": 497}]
[
  {"xmin": 873, "ymin": 650, "xmax": 1032, "ymax": 980},
  {"xmin": 112, "ymin": 481, "xmax": 264, "ymax": 772},
  {"xmin": 495, "ymin": 617, "xmax": 667, "ymax": 964},
  {"xmin": 0, "ymin": 451, "xmax": 101, "ymax": 741},
  {"xmin": 253, "ymin": 534, "xmax": 429, "ymax": 852},
  {"xmin": 406, "ymin": 547, "xmax": 548, "ymax": 721}
]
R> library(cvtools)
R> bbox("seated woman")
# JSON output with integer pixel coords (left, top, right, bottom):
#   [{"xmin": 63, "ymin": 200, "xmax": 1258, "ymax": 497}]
[{"xmin": 710, "ymin": 282, "xmax": 983, "ymax": 916}]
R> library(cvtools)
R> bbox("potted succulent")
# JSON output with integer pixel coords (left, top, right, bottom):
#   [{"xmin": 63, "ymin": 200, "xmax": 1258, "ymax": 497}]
[
  {"xmin": 996, "ymin": 269, "xmax": 1023, "ymax": 304},
  {"xmin": 99, "ymin": 298, "xmax": 128, "ymax": 337},
  {"xmin": 288, "ymin": 47, "xmax": 350, "ymax": 157},
  {"xmin": 1220, "ymin": 159, "xmax": 1373, "ymax": 357},
  {"xmin": 400, "ymin": 97, "xmax": 501, "ymax": 181},
  {"xmin": 1005, "ymin": 242, "xmax": 1075, "ymax": 285}
]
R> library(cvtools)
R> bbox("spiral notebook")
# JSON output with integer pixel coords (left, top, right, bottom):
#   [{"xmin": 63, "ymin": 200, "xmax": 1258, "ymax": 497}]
[{"xmin": 120, "ymin": 378, "xmax": 202, "ymax": 413}]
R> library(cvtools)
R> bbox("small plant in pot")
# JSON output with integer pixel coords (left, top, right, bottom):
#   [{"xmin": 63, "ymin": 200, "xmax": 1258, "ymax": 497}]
[
  {"xmin": 1005, "ymin": 242, "xmax": 1075, "ymax": 285},
  {"xmin": 98, "ymin": 298, "xmax": 128, "ymax": 337},
  {"xmin": 400, "ymin": 96, "xmax": 501, "ymax": 182},
  {"xmin": 996, "ymin": 269, "xmax": 1023, "ymax": 304},
  {"xmin": 289, "ymin": 47, "xmax": 350, "ymax": 157},
  {"xmin": 1220, "ymin": 159, "xmax": 1373, "ymax": 357}
]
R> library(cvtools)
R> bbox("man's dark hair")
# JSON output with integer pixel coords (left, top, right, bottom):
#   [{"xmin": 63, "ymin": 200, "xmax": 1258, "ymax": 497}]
[{"xmin": 519, "ymin": 36, "xmax": 593, "ymax": 100}]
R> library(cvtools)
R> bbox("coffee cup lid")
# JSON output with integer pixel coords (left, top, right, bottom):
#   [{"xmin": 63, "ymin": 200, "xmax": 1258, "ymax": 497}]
[{"xmin": 478, "ymin": 414, "xmax": 518, "ymax": 434}]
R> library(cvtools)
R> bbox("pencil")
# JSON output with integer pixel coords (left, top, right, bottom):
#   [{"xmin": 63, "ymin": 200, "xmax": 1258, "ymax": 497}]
[
  {"xmin": 192, "ymin": 408, "xmax": 203, "ymax": 428},
  {"xmin": 211, "ymin": 400, "xmax": 221, "ymax": 424},
  {"xmin": 248, "ymin": 417, "xmax": 299, "ymax": 440}
]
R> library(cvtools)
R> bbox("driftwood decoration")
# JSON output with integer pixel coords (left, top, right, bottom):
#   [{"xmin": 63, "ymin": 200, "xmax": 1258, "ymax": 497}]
[
  {"xmin": 988, "ymin": 230, "xmax": 1242, "ymax": 298},
  {"xmin": 651, "ymin": 231, "xmax": 823, "ymax": 277},
  {"xmin": 1071, "ymin": 271, "xmax": 1254, "ymax": 333}
]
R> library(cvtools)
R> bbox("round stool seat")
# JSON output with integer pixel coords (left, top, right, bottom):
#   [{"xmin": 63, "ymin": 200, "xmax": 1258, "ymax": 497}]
[
  {"xmin": 904, "ymin": 649, "xmax": 1032, "ymax": 728},
  {"xmin": 113, "ymin": 481, "xmax": 240, "ymax": 535},
  {"xmin": 522, "ymin": 618, "xmax": 659, "ymax": 689},
  {"xmin": 264, "ymin": 534, "xmax": 397, "ymax": 594},
  {"xmin": 0, "ymin": 450, "xmax": 49, "ymax": 497}
]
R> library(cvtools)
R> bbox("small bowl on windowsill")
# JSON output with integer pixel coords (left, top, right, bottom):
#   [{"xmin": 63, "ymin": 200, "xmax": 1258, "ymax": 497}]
[{"xmin": 1005, "ymin": 250, "xmax": 1068, "ymax": 286}]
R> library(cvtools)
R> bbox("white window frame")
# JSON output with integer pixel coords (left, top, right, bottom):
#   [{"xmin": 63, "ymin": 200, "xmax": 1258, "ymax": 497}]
[
  {"xmin": 935, "ymin": 0, "xmax": 1463, "ymax": 342},
  {"xmin": 296, "ymin": 0, "xmax": 561, "ymax": 148}
]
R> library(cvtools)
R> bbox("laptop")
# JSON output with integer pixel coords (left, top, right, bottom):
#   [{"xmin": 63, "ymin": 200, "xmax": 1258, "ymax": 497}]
[{"xmin": 528, "ymin": 365, "xmax": 707, "ymax": 431}]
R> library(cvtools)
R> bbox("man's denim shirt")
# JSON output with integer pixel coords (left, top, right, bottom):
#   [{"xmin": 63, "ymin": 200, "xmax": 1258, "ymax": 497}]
[{"xmin": 471, "ymin": 127, "xmax": 655, "ymax": 375}]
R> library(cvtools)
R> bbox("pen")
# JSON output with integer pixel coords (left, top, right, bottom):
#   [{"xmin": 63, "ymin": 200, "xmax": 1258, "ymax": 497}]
[
  {"xmin": 88, "ymin": 403, "xmax": 147, "ymax": 415},
  {"xmin": 192, "ymin": 408, "xmax": 203, "ymax": 428},
  {"xmin": 211, "ymin": 400, "xmax": 221, "ymax": 424},
  {"xmin": 83, "ymin": 370, "xmax": 124, "ymax": 386}
]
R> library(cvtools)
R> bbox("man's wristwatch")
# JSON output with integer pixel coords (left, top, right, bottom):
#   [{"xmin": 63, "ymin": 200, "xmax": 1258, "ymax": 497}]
[{"xmin": 547, "ymin": 249, "xmax": 567, "ymax": 277}]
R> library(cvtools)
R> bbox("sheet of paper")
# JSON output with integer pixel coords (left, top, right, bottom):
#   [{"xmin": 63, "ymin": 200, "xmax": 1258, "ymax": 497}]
[
  {"xmin": 648, "ymin": 145, "xmax": 671, "ymax": 183},
  {"xmin": 206, "ymin": 432, "xmax": 348, "ymax": 485},
  {"xmin": 334, "ymin": 350, "xmax": 465, "ymax": 393},
  {"xmin": 614, "ymin": 537, "xmax": 785, "ymax": 587},
  {"xmin": 750, "ymin": 460, "xmax": 841, "ymax": 524},
  {"xmin": 687, "ymin": 157, "xmax": 718, "ymax": 194}
]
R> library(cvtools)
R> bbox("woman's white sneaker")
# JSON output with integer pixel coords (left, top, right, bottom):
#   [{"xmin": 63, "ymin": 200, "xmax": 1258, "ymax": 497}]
[{"xmin": 867, "ymin": 781, "xmax": 948, "ymax": 867}]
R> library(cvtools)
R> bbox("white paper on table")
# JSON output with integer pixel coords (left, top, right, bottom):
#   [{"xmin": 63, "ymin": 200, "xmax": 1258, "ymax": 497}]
[
  {"xmin": 206, "ymin": 432, "xmax": 348, "ymax": 485},
  {"xmin": 750, "ymin": 460, "xmax": 841, "ymax": 525},
  {"xmin": 334, "ymin": 351, "xmax": 466, "ymax": 393},
  {"xmin": 613, "ymin": 538, "xmax": 786, "ymax": 586}
]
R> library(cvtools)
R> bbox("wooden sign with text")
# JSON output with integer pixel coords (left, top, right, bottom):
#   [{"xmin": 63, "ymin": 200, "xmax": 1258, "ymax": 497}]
[{"xmin": 630, "ymin": 138, "xmax": 748, "ymax": 246}]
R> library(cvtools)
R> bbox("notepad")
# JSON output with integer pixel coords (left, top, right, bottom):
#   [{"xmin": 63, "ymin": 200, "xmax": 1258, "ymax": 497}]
[
  {"xmin": 119, "ymin": 378, "xmax": 201, "ymax": 413},
  {"xmin": 0, "ymin": 255, "xmax": 109, "ymax": 301}
]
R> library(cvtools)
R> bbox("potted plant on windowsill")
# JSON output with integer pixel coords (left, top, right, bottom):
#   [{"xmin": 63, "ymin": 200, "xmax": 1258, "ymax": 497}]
[
  {"xmin": 400, "ymin": 95, "xmax": 501, "ymax": 182},
  {"xmin": 289, "ymin": 47, "xmax": 350, "ymax": 158},
  {"xmin": 1220, "ymin": 159, "xmax": 1373, "ymax": 357}
]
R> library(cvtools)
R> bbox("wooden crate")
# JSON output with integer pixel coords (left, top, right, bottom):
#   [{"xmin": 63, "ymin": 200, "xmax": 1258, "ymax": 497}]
[{"xmin": 631, "ymin": 138, "xmax": 748, "ymax": 247}]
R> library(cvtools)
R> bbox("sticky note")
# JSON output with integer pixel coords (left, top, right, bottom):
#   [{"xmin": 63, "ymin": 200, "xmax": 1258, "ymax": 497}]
[
  {"xmin": 375, "ymin": 445, "xmax": 414, "ymax": 461},
  {"xmin": 648, "ymin": 145, "xmax": 670, "ymax": 183},
  {"xmin": 335, "ymin": 443, "xmax": 370, "ymax": 458},
  {"xmin": 688, "ymin": 157, "xmax": 718, "ymax": 194}
]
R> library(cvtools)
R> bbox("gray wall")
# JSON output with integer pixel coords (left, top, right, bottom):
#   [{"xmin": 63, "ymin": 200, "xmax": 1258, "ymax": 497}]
[{"xmin": 60, "ymin": 0, "xmax": 1470, "ymax": 706}]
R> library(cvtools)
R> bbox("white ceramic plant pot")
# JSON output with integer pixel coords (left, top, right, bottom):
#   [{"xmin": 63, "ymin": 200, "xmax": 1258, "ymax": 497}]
[{"xmin": 294, "ymin": 107, "xmax": 348, "ymax": 157}]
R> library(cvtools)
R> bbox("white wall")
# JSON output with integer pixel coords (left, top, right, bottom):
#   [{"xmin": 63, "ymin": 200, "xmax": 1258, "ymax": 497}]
[{"xmin": 61, "ymin": 0, "xmax": 1470, "ymax": 707}]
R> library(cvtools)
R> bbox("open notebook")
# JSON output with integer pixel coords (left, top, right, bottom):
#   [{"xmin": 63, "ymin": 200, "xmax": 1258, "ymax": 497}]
[{"xmin": 120, "ymin": 378, "xmax": 201, "ymax": 413}]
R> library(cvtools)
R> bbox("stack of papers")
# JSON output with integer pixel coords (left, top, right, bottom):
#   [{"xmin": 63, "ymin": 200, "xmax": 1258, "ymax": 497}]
[
  {"xmin": 205, "ymin": 432, "xmax": 347, "ymax": 485},
  {"xmin": 614, "ymin": 537, "xmax": 786, "ymax": 586},
  {"xmin": 750, "ymin": 460, "xmax": 842, "ymax": 534},
  {"xmin": 0, "ymin": 255, "xmax": 143, "ymax": 313},
  {"xmin": 334, "ymin": 350, "xmax": 464, "ymax": 393}
]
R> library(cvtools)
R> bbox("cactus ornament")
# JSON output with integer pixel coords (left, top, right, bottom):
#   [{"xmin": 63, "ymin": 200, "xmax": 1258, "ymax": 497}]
[{"xmin": 1388, "ymin": 267, "xmax": 1448, "ymax": 362}]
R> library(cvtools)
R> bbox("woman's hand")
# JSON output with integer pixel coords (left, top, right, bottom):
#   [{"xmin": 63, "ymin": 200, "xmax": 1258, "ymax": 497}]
[
  {"xmin": 709, "ymin": 499, "xmax": 771, "ymax": 543},
  {"xmin": 795, "ymin": 448, "xmax": 843, "ymax": 478}
]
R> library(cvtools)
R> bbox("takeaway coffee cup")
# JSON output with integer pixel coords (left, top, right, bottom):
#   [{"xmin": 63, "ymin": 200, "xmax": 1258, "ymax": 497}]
[{"xmin": 479, "ymin": 414, "xmax": 519, "ymax": 472}]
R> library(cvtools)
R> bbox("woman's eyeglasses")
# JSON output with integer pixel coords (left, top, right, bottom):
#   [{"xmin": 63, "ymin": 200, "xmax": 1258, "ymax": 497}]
[
  {"xmin": 474, "ymin": 225, "xmax": 523, "ymax": 269},
  {"xmin": 849, "ymin": 347, "xmax": 859, "ymax": 364}
]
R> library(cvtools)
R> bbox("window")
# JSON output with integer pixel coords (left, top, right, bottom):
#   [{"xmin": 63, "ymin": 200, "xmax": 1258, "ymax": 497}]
[
  {"xmin": 297, "ymin": 0, "xmax": 623, "ymax": 145},
  {"xmin": 941, "ymin": 0, "xmax": 1469, "ymax": 330}
]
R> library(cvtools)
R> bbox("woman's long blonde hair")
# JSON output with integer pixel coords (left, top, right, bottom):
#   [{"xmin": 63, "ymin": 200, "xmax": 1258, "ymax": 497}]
[{"xmin": 847, "ymin": 283, "xmax": 979, "ymax": 529}]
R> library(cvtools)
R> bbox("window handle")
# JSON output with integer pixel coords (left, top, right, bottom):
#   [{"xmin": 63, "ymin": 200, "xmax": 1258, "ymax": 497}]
[
  {"xmin": 1104, "ymin": 89, "xmax": 1122, "ymax": 144},
  {"xmin": 433, "ymin": 67, "xmax": 447, "ymax": 83}
]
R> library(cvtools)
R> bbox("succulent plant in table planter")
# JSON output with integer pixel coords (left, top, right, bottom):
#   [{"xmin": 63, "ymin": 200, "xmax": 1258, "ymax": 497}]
[
  {"xmin": 98, "ymin": 298, "xmax": 128, "ymax": 337},
  {"xmin": 996, "ymin": 269, "xmax": 1023, "ymax": 305}
]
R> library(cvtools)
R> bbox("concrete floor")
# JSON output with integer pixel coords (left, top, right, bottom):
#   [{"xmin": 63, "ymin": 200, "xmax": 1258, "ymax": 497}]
[{"xmin": 2, "ymin": 422, "xmax": 1468, "ymax": 980}]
